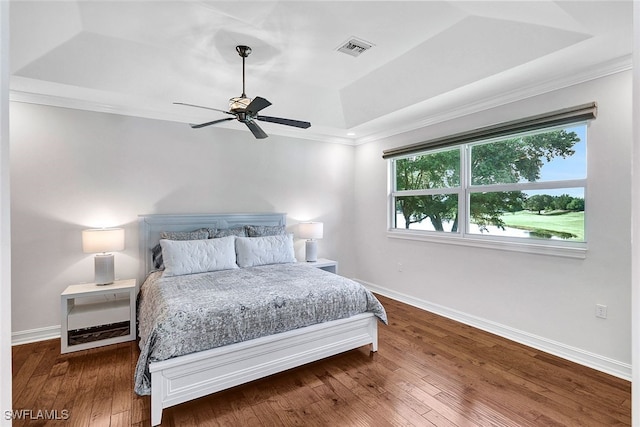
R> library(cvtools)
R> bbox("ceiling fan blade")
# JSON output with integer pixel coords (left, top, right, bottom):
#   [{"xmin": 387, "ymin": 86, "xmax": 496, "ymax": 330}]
[
  {"xmin": 174, "ymin": 102, "xmax": 235, "ymax": 116},
  {"xmin": 245, "ymin": 120, "xmax": 268, "ymax": 139},
  {"xmin": 246, "ymin": 96, "xmax": 272, "ymax": 115},
  {"xmin": 257, "ymin": 115, "xmax": 311, "ymax": 129},
  {"xmin": 190, "ymin": 117, "xmax": 235, "ymax": 129}
]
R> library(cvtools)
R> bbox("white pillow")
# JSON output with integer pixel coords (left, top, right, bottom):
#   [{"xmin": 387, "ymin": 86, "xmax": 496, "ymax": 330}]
[
  {"xmin": 160, "ymin": 236, "xmax": 238, "ymax": 277},
  {"xmin": 235, "ymin": 234, "xmax": 296, "ymax": 268}
]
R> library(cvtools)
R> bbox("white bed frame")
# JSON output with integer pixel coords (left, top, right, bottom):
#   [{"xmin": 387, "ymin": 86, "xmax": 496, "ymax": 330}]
[{"xmin": 138, "ymin": 213, "xmax": 378, "ymax": 426}]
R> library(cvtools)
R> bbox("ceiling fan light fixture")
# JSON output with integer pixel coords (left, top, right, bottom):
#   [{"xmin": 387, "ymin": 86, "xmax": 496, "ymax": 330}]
[{"xmin": 229, "ymin": 96, "xmax": 252, "ymax": 112}]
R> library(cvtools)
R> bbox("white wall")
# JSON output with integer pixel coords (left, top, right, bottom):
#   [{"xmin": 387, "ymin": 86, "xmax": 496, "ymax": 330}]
[
  {"xmin": 10, "ymin": 102, "xmax": 355, "ymax": 335},
  {"xmin": 353, "ymin": 71, "xmax": 632, "ymax": 376}
]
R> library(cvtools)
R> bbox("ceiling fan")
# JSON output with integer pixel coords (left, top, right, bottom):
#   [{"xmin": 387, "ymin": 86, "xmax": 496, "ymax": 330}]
[{"xmin": 175, "ymin": 45, "xmax": 311, "ymax": 139}]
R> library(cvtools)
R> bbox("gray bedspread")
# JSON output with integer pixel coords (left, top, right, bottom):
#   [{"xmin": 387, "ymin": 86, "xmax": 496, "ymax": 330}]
[{"xmin": 134, "ymin": 263, "xmax": 387, "ymax": 395}]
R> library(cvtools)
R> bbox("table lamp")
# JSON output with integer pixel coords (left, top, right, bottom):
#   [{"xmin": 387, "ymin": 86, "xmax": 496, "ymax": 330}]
[
  {"xmin": 82, "ymin": 228, "xmax": 125, "ymax": 285},
  {"xmin": 299, "ymin": 222, "xmax": 323, "ymax": 262}
]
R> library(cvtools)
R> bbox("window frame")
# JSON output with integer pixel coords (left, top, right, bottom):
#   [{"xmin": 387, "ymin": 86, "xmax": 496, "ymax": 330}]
[{"xmin": 387, "ymin": 124, "xmax": 588, "ymax": 259}]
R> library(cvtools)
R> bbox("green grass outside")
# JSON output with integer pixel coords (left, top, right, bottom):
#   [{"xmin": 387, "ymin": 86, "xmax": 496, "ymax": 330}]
[{"xmin": 500, "ymin": 210, "xmax": 584, "ymax": 241}]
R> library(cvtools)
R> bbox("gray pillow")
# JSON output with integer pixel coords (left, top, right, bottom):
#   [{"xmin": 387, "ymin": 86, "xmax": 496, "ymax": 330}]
[
  {"xmin": 213, "ymin": 226, "xmax": 247, "ymax": 238},
  {"xmin": 246, "ymin": 225, "xmax": 286, "ymax": 237},
  {"xmin": 159, "ymin": 229, "xmax": 210, "ymax": 240}
]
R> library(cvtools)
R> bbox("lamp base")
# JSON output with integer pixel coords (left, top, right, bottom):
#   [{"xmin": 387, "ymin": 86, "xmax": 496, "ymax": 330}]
[
  {"xmin": 305, "ymin": 240, "xmax": 318, "ymax": 262},
  {"xmin": 95, "ymin": 254, "xmax": 115, "ymax": 285}
]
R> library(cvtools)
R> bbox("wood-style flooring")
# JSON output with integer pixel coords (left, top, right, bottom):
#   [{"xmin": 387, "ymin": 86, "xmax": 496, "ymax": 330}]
[{"xmin": 12, "ymin": 295, "xmax": 631, "ymax": 426}]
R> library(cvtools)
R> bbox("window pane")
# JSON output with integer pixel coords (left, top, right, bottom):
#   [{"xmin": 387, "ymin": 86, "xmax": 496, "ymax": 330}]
[
  {"xmin": 470, "ymin": 126, "xmax": 586, "ymax": 186},
  {"xmin": 468, "ymin": 189, "xmax": 584, "ymax": 241},
  {"xmin": 395, "ymin": 194, "xmax": 459, "ymax": 232},
  {"xmin": 395, "ymin": 149, "xmax": 460, "ymax": 191}
]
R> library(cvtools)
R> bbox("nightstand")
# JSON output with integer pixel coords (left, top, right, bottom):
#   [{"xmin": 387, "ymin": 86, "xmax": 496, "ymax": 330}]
[
  {"xmin": 305, "ymin": 258, "xmax": 338, "ymax": 274},
  {"xmin": 60, "ymin": 279, "xmax": 136, "ymax": 353}
]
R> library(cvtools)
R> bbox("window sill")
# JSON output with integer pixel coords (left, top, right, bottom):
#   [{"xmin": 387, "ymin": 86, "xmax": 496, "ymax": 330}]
[{"xmin": 387, "ymin": 229, "xmax": 587, "ymax": 259}]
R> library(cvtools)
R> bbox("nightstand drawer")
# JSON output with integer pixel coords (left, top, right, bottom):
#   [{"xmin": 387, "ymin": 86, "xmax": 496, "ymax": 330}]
[{"xmin": 68, "ymin": 298, "xmax": 131, "ymax": 330}]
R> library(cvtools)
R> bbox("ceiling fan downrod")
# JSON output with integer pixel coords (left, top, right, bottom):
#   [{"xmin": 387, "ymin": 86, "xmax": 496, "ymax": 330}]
[{"xmin": 236, "ymin": 45, "xmax": 251, "ymax": 98}]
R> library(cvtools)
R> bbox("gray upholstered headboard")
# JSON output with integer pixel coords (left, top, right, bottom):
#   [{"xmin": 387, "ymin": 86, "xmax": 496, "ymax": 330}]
[{"xmin": 137, "ymin": 213, "xmax": 287, "ymax": 286}]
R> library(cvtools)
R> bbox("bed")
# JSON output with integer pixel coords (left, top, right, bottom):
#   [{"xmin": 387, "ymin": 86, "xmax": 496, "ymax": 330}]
[{"xmin": 135, "ymin": 213, "xmax": 387, "ymax": 426}]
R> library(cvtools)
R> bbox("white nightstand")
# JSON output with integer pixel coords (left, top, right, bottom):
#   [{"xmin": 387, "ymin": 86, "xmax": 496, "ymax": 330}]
[
  {"xmin": 60, "ymin": 279, "xmax": 136, "ymax": 353},
  {"xmin": 303, "ymin": 258, "xmax": 338, "ymax": 274}
]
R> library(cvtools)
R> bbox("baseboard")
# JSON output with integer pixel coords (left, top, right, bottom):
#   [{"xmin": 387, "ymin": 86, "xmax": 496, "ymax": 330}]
[
  {"xmin": 12, "ymin": 325, "xmax": 60, "ymax": 346},
  {"xmin": 358, "ymin": 279, "xmax": 632, "ymax": 381}
]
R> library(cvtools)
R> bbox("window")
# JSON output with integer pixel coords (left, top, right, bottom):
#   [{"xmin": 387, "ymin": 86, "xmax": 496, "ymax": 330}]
[{"xmin": 385, "ymin": 103, "xmax": 594, "ymax": 256}]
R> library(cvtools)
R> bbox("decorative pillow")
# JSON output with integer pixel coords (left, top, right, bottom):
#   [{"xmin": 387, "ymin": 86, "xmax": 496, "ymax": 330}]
[
  {"xmin": 160, "ymin": 229, "xmax": 210, "ymax": 240},
  {"xmin": 151, "ymin": 229, "xmax": 210, "ymax": 269},
  {"xmin": 246, "ymin": 224, "xmax": 286, "ymax": 237},
  {"xmin": 235, "ymin": 234, "xmax": 296, "ymax": 268},
  {"xmin": 213, "ymin": 226, "xmax": 247, "ymax": 238},
  {"xmin": 151, "ymin": 243, "xmax": 164, "ymax": 270},
  {"xmin": 160, "ymin": 236, "xmax": 238, "ymax": 277}
]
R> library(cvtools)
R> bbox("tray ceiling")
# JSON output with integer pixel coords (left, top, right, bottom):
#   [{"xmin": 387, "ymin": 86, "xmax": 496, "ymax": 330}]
[{"xmin": 9, "ymin": 1, "xmax": 633, "ymax": 144}]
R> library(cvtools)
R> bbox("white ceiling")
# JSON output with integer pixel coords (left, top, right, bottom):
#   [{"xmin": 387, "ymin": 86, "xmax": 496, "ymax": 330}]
[{"xmin": 9, "ymin": 1, "xmax": 633, "ymax": 144}]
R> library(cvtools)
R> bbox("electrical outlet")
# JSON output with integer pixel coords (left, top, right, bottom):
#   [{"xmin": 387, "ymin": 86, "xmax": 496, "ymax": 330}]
[
  {"xmin": 595, "ymin": 304, "xmax": 608, "ymax": 319},
  {"xmin": 397, "ymin": 262, "xmax": 403, "ymax": 272}
]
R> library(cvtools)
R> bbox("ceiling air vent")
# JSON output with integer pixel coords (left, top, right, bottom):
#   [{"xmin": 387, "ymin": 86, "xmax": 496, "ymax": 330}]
[{"xmin": 336, "ymin": 37, "xmax": 374, "ymax": 57}]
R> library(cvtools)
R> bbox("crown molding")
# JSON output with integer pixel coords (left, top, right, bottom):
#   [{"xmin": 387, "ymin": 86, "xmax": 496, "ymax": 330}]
[
  {"xmin": 352, "ymin": 55, "xmax": 632, "ymax": 145},
  {"xmin": 10, "ymin": 54, "xmax": 631, "ymax": 147},
  {"xmin": 9, "ymin": 89, "xmax": 357, "ymax": 146}
]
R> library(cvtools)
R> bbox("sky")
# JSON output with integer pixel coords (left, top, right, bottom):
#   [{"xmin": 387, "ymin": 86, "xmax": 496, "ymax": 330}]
[
  {"xmin": 533, "ymin": 124, "xmax": 586, "ymax": 198},
  {"xmin": 538, "ymin": 124, "xmax": 587, "ymax": 182}
]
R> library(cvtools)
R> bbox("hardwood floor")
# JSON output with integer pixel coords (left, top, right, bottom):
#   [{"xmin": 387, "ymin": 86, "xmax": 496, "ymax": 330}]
[{"xmin": 12, "ymin": 295, "xmax": 630, "ymax": 426}]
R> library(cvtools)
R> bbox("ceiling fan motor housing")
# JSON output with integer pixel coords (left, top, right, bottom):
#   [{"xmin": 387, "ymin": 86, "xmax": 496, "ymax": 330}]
[{"xmin": 235, "ymin": 111, "xmax": 249, "ymax": 123}]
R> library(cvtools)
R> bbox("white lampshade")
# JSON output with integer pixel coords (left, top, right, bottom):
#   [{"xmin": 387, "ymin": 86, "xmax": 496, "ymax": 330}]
[
  {"xmin": 82, "ymin": 228, "xmax": 125, "ymax": 253},
  {"xmin": 82, "ymin": 228, "xmax": 125, "ymax": 285},
  {"xmin": 298, "ymin": 222, "xmax": 323, "ymax": 240}
]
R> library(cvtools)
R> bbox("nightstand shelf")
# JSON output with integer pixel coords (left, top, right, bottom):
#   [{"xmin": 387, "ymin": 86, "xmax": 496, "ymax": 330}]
[
  {"xmin": 303, "ymin": 258, "xmax": 338, "ymax": 274},
  {"xmin": 60, "ymin": 279, "xmax": 136, "ymax": 353}
]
